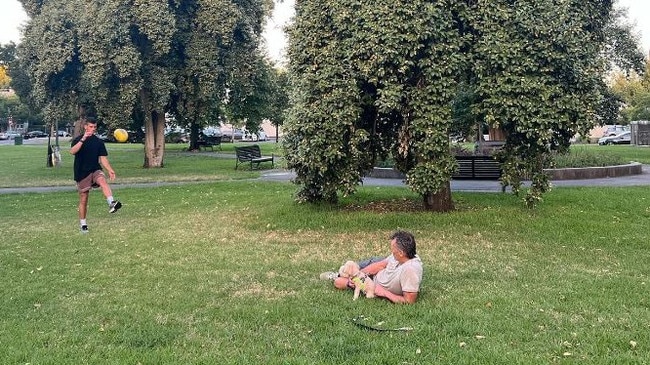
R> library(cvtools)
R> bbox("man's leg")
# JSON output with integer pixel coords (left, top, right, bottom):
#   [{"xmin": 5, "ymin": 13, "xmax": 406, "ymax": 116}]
[
  {"xmin": 94, "ymin": 171, "xmax": 121, "ymax": 213},
  {"xmin": 78, "ymin": 191, "xmax": 89, "ymax": 220},
  {"xmin": 357, "ymin": 256, "xmax": 385, "ymax": 270},
  {"xmin": 78, "ymin": 190, "xmax": 89, "ymax": 232},
  {"xmin": 95, "ymin": 173, "xmax": 113, "ymax": 200}
]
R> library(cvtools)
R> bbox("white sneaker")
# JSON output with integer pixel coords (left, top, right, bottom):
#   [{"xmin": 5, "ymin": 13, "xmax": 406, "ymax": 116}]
[{"xmin": 319, "ymin": 271, "xmax": 338, "ymax": 281}]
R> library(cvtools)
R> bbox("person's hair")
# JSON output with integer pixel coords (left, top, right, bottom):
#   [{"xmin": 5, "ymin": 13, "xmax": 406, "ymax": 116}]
[
  {"xmin": 390, "ymin": 230, "xmax": 416, "ymax": 259},
  {"xmin": 85, "ymin": 117, "xmax": 97, "ymax": 125}
]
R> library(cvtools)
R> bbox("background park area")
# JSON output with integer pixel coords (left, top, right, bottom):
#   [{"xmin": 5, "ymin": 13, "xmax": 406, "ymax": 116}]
[{"xmin": 1, "ymin": 141, "xmax": 649, "ymax": 364}]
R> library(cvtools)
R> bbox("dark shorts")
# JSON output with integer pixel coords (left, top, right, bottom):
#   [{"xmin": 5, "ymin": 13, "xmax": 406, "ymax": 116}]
[
  {"xmin": 76, "ymin": 170, "xmax": 105, "ymax": 193},
  {"xmin": 357, "ymin": 256, "xmax": 386, "ymax": 269}
]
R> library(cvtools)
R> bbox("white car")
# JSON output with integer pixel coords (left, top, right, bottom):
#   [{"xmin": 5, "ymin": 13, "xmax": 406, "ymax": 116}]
[
  {"xmin": 242, "ymin": 128, "xmax": 267, "ymax": 142},
  {"xmin": 598, "ymin": 131, "xmax": 631, "ymax": 145},
  {"xmin": 602, "ymin": 125, "xmax": 629, "ymax": 137}
]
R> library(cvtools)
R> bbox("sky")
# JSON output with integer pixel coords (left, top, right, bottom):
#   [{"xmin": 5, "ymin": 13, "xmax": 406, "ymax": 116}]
[{"xmin": 1, "ymin": 0, "xmax": 648, "ymax": 62}]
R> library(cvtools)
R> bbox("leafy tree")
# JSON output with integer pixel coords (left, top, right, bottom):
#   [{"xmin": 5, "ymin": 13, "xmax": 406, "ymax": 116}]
[
  {"xmin": 267, "ymin": 66, "xmax": 289, "ymax": 140},
  {"xmin": 225, "ymin": 56, "xmax": 289, "ymax": 139},
  {"xmin": 285, "ymin": 0, "xmax": 463, "ymax": 211},
  {"xmin": 227, "ymin": 56, "xmax": 275, "ymax": 134},
  {"xmin": 17, "ymin": 0, "xmax": 270, "ymax": 166},
  {"xmin": 0, "ymin": 67, "xmax": 10, "ymax": 89},
  {"xmin": 603, "ymin": 6, "xmax": 647, "ymax": 75},
  {"xmin": 169, "ymin": 0, "xmax": 270, "ymax": 151},
  {"xmin": 286, "ymin": 0, "xmax": 630, "ymax": 210},
  {"xmin": 611, "ymin": 59, "xmax": 650, "ymax": 122},
  {"xmin": 467, "ymin": 0, "xmax": 615, "ymax": 207}
]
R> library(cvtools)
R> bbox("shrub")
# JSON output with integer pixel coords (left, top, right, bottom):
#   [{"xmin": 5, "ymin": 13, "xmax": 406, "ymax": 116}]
[{"xmin": 551, "ymin": 149, "xmax": 627, "ymax": 168}]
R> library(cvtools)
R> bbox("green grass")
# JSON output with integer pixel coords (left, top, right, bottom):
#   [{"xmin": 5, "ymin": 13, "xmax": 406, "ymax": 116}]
[
  {"xmin": 0, "ymin": 141, "xmax": 284, "ymax": 188},
  {"xmin": 1, "ymin": 142, "xmax": 649, "ymax": 364}
]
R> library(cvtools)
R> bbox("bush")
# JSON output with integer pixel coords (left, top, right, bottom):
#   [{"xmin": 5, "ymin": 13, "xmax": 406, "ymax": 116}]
[{"xmin": 551, "ymin": 149, "xmax": 627, "ymax": 168}]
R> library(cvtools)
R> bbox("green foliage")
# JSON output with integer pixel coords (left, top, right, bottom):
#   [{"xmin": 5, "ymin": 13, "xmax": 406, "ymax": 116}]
[
  {"xmin": 17, "ymin": 0, "xmax": 271, "ymax": 167},
  {"xmin": 468, "ymin": 0, "xmax": 614, "ymax": 207},
  {"xmin": 285, "ymin": 0, "xmax": 463, "ymax": 208},
  {"xmin": 602, "ymin": 6, "xmax": 647, "ymax": 75},
  {"xmin": 285, "ymin": 0, "xmax": 632, "ymax": 210},
  {"xmin": 226, "ymin": 57, "xmax": 289, "ymax": 133},
  {"xmin": 551, "ymin": 148, "xmax": 627, "ymax": 168}
]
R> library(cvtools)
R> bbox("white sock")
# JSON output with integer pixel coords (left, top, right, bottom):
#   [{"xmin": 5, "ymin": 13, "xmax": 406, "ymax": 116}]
[
  {"xmin": 107, "ymin": 196, "xmax": 113, "ymax": 205},
  {"xmin": 80, "ymin": 219, "xmax": 87, "ymax": 226}
]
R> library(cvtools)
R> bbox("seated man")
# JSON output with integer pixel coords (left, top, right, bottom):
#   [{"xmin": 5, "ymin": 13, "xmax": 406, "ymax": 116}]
[{"xmin": 320, "ymin": 230, "xmax": 423, "ymax": 304}]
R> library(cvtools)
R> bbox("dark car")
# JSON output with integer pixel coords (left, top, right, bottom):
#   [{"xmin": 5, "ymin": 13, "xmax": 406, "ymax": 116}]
[{"xmin": 25, "ymin": 131, "xmax": 49, "ymax": 138}]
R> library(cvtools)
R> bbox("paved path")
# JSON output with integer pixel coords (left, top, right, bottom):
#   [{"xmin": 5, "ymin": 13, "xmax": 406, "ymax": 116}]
[
  {"xmin": 262, "ymin": 165, "xmax": 650, "ymax": 192},
  {"xmin": 1, "ymin": 165, "xmax": 649, "ymax": 195}
]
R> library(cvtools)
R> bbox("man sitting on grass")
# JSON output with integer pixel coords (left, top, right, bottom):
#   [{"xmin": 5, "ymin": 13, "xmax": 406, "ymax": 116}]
[{"xmin": 320, "ymin": 230, "xmax": 423, "ymax": 304}]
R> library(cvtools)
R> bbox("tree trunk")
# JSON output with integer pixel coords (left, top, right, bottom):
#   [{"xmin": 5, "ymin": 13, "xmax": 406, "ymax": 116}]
[
  {"xmin": 188, "ymin": 122, "xmax": 201, "ymax": 151},
  {"xmin": 422, "ymin": 181, "xmax": 454, "ymax": 212},
  {"xmin": 73, "ymin": 105, "xmax": 88, "ymax": 138},
  {"xmin": 143, "ymin": 111, "xmax": 166, "ymax": 168}
]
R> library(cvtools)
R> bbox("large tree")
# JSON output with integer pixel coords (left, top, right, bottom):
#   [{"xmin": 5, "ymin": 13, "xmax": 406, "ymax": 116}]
[
  {"xmin": 467, "ymin": 0, "xmax": 617, "ymax": 206},
  {"xmin": 17, "ymin": 0, "xmax": 269, "ymax": 167},
  {"xmin": 286, "ymin": 0, "xmax": 629, "ymax": 210},
  {"xmin": 285, "ymin": 0, "xmax": 463, "ymax": 211}
]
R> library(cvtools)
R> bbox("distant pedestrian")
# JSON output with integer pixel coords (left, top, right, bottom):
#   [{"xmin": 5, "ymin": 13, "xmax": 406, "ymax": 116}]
[{"xmin": 70, "ymin": 118, "xmax": 122, "ymax": 233}]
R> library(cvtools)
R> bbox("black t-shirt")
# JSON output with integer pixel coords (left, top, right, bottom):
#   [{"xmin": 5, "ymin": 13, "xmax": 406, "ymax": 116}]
[{"xmin": 72, "ymin": 135, "xmax": 108, "ymax": 182}]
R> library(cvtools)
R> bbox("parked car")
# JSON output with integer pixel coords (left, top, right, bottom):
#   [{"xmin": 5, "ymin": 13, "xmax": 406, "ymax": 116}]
[
  {"xmin": 602, "ymin": 125, "xmax": 629, "ymax": 137},
  {"xmin": 598, "ymin": 131, "xmax": 631, "ymax": 145},
  {"xmin": 0, "ymin": 132, "xmax": 9, "ymax": 140},
  {"xmin": 3, "ymin": 131, "xmax": 22, "ymax": 140},
  {"xmin": 202, "ymin": 126, "xmax": 222, "ymax": 138},
  {"xmin": 165, "ymin": 131, "xmax": 189, "ymax": 143},
  {"xmin": 57, "ymin": 130, "xmax": 70, "ymax": 137},
  {"xmin": 242, "ymin": 128, "xmax": 267, "ymax": 142},
  {"xmin": 25, "ymin": 130, "xmax": 49, "ymax": 138},
  {"xmin": 221, "ymin": 128, "xmax": 244, "ymax": 142}
]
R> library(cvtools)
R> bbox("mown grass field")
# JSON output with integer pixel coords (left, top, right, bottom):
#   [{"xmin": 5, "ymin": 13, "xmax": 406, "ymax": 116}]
[{"xmin": 0, "ymin": 141, "xmax": 649, "ymax": 364}]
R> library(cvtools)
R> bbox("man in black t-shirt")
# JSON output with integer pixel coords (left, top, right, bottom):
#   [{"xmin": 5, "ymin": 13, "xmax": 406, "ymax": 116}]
[{"xmin": 70, "ymin": 118, "xmax": 122, "ymax": 233}]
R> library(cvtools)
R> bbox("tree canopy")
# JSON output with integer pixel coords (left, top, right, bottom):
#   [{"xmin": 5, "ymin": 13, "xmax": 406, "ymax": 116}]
[
  {"xmin": 284, "ymin": 0, "xmax": 464, "ymax": 210},
  {"xmin": 17, "ymin": 0, "xmax": 271, "ymax": 166},
  {"xmin": 285, "ymin": 0, "xmax": 636, "ymax": 210}
]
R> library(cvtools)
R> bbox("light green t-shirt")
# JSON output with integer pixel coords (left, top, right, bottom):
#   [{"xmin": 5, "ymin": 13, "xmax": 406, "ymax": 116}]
[{"xmin": 374, "ymin": 254, "xmax": 423, "ymax": 295}]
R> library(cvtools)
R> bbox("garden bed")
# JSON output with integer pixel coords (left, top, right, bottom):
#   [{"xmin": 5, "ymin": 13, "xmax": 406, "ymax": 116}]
[{"xmin": 369, "ymin": 161, "xmax": 643, "ymax": 180}]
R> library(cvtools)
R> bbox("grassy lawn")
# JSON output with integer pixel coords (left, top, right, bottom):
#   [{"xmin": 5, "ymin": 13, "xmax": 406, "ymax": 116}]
[
  {"xmin": 0, "ymin": 141, "xmax": 283, "ymax": 188},
  {"xmin": 1, "ymin": 142, "xmax": 649, "ymax": 364}
]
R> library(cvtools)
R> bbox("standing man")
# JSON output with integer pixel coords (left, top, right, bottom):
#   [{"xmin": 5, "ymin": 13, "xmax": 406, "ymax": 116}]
[{"xmin": 70, "ymin": 118, "xmax": 122, "ymax": 233}]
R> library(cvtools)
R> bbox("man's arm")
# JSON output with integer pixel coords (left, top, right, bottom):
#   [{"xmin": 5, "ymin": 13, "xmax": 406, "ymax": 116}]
[
  {"xmin": 374, "ymin": 286, "xmax": 418, "ymax": 304},
  {"xmin": 70, "ymin": 137, "xmax": 85, "ymax": 155},
  {"xmin": 360, "ymin": 259, "xmax": 388, "ymax": 276},
  {"xmin": 99, "ymin": 156, "xmax": 116, "ymax": 180}
]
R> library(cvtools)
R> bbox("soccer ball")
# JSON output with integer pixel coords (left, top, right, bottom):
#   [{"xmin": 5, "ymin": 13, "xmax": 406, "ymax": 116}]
[{"xmin": 113, "ymin": 129, "xmax": 129, "ymax": 143}]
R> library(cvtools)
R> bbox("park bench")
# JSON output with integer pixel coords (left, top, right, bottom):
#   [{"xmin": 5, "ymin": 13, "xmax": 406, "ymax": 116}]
[
  {"xmin": 453, "ymin": 155, "xmax": 502, "ymax": 180},
  {"xmin": 234, "ymin": 144, "xmax": 274, "ymax": 170},
  {"xmin": 197, "ymin": 135, "xmax": 222, "ymax": 151}
]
